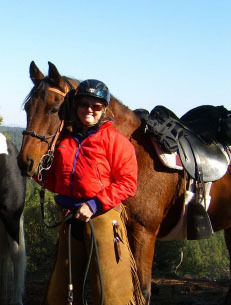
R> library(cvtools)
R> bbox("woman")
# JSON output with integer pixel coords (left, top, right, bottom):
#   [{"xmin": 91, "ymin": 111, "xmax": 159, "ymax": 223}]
[{"xmin": 38, "ymin": 79, "xmax": 145, "ymax": 305}]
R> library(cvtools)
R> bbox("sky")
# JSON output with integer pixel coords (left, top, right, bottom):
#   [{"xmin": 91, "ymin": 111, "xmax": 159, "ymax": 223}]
[{"xmin": 0, "ymin": 0, "xmax": 231, "ymax": 127}]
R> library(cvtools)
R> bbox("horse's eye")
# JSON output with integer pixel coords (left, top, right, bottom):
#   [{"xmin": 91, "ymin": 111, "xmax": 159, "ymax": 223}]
[{"xmin": 49, "ymin": 107, "xmax": 60, "ymax": 114}]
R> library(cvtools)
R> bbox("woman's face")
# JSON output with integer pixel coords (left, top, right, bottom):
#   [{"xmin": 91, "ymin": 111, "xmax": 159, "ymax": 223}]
[{"xmin": 76, "ymin": 96, "xmax": 105, "ymax": 128}]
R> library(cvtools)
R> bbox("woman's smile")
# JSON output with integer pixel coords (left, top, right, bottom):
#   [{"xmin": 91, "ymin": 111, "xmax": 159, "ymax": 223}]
[{"xmin": 76, "ymin": 96, "xmax": 105, "ymax": 127}]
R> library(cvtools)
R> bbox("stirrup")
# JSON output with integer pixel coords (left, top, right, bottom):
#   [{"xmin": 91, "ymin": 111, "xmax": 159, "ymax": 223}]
[{"xmin": 187, "ymin": 200, "xmax": 214, "ymax": 240}]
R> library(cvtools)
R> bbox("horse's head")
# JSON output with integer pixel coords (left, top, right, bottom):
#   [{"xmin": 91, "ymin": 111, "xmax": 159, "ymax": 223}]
[{"xmin": 17, "ymin": 61, "xmax": 79, "ymax": 177}]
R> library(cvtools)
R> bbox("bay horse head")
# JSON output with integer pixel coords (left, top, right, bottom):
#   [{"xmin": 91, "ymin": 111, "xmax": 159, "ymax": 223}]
[{"xmin": 17, "ymin": 61, "xmax": 79, "ymax": 176}]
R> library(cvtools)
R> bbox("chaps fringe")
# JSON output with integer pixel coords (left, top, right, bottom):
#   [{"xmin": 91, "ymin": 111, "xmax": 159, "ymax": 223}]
[{"xmin": 120, "ymin": 206, "xmax": 146, "ymax": 305}]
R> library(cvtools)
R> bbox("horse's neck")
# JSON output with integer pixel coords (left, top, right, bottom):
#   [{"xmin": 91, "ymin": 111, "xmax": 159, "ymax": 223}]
[{"xmin": 108, "ymin": 98, "xmax": 141, "ymax": 138}]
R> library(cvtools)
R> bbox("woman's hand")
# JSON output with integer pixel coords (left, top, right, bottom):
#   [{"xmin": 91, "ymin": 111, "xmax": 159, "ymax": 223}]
[{"xmin": 75, "ymin": 202, "xmax": 94, "ymax": 222}]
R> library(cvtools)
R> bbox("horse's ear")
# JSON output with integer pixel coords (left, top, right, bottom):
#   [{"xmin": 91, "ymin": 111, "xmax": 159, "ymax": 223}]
[
  {"xmin": 30, "ymin": 61, "xmax": 44, "ymax": 84},
  {"xmin": 48, "ymin": 61, "xmax": 62, "ymax": 87}
]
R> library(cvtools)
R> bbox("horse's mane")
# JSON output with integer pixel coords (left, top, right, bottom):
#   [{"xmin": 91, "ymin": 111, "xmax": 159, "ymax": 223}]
[
  {"xmin": 109, "ymin": 95, "xmax": 138, "ymax": 119},
  {"xmin": 108, "ymin": 95, "xmax": 141, "ymax": 138}
]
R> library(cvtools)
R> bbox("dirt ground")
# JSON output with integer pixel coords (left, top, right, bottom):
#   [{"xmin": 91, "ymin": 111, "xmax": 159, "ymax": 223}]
[
  {"xmin": 23, "ymin": 275, "xmax": 230, "ymax": 305},
  {"xmin": 150, "ymin": 276, "xmax": 229, "ymax": 305}
]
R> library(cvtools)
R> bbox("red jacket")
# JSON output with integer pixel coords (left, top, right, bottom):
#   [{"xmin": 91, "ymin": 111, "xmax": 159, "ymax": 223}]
[{"xmin": 41, "ymin": 121, "xmax": 138, "ymax": 212}]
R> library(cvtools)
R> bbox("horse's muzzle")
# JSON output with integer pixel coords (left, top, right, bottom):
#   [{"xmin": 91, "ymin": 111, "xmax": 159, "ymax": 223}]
[{"xmin": 17, "ymin": 154, "xmax": 35, "ymax": 177}]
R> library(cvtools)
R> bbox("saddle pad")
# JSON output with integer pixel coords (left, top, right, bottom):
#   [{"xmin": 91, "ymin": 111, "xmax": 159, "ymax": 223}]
[
  {"xmin": 178, "ymin": 131, "xmax": 229, "ymax": 182},
  {"xmin": 151, "ymin": 138, "xmax": 183, "ymax": 170}
]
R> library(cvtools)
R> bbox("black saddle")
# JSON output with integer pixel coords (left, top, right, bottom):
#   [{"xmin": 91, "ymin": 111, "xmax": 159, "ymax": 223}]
[
  {"xmin": 181, "ymin": 105, "xmax": 231, "ymax": 146},
  {"xmin": 178, "ymin": 130, "xmax": 228, "ymax": 182},
  {"xmin": 143, "ymin": 105, "xmax": 230, "ymax": 182}
]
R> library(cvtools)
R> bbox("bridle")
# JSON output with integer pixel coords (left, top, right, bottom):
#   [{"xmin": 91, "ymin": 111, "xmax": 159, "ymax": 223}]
[
  {"xmin": 22, "ymin": 128, "xmax": 61, "ymax": 180},
  {"xmin": 22, "ymin": 130, "xmax": 57, "ymax": 143},
  {"xmin": 22, "ymin": 83, "xmax": 72, "ymax": 179},
  {"xmin": 22, "ymin": 86, "xmax": 67, "ymax": 145}
]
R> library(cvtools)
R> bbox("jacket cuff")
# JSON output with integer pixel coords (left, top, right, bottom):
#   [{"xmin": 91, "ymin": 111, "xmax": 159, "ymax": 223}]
[{"xmin": 87, "ymin": 198, "xmax": 101, "ymax": 214}]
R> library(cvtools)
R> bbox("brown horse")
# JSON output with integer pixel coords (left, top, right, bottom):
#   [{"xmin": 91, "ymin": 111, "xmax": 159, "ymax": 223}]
[{"xmin": 17, "ymin": 61, "xmax": 231, "ymax": 305}]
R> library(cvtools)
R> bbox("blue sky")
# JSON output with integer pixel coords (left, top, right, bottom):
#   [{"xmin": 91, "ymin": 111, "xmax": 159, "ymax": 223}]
[{"xmin": 0, "ymin": 0, "xmax": 230, "ymax": 126}]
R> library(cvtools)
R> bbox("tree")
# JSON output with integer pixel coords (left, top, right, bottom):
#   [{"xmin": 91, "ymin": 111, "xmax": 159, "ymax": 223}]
[
  {"xmin": 154, "ymin": 233, "xmax": 229, "ymax": 279},
  {"xmin": 24, "ymin": 189, "xmax": 59, "ymax": 274}
]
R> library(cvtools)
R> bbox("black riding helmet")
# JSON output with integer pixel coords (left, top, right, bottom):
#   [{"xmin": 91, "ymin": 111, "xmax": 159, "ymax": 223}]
[{"xmin": 76, "ymin": 79, "xmax": 110, "ymax": 106}]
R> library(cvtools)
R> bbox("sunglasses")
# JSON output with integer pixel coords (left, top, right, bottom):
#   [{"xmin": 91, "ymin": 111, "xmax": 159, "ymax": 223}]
[{"xmin": 77, "ymin": 101, "xmax": 104, "ymax": 111}]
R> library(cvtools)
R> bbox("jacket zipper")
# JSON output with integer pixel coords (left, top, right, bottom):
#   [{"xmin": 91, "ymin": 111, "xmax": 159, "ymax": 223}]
[
  {"xmin": 70, "ymin": 132, "xmax": 105, "ymax": 196},
  {"xmin": 96, "ymin": 166, "xmax": 104, "ymax": 189},
  {"xmin": 70, "ymin": 142, "xmax": 80, "ymax": 197}
]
